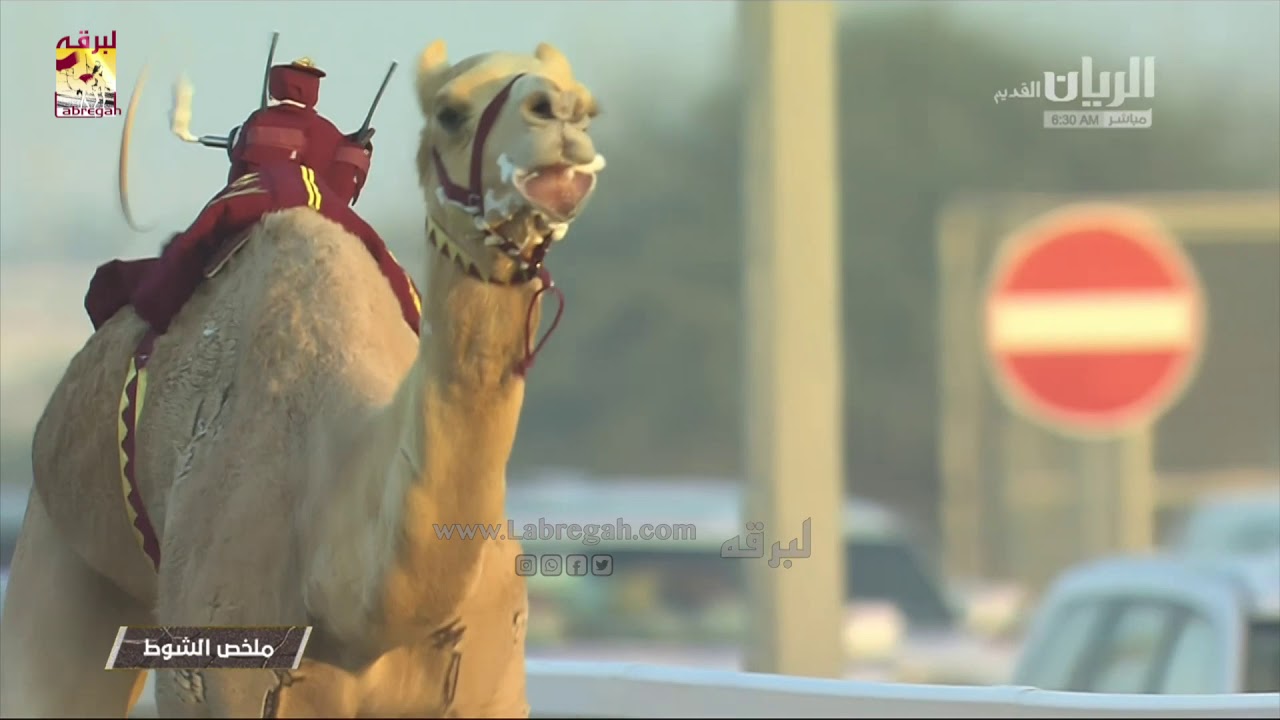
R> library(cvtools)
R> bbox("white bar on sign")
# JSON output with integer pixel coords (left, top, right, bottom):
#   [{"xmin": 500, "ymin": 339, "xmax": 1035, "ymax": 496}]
[{"xmin": 987, "ymin": 291, "xmax": 1195, "ymax": 352}]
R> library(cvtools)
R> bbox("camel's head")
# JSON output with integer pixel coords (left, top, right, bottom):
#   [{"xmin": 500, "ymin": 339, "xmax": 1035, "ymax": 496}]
[{"xmin": 414, "ymin": 40, "xmax": 604, "ymax": 282}]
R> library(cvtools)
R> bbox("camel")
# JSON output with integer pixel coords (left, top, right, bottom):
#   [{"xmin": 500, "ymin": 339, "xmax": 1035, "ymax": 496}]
[
  {"xmin": 76, "ymin": 58, "xmax": 109, "ymax": 111},
  {"xmin": 0, "ymin": 38, "xmax": 604, "ymax": 718},
  {"xmin": 57, "ymin": 54, "xmax": 109, "ymax": 111}
]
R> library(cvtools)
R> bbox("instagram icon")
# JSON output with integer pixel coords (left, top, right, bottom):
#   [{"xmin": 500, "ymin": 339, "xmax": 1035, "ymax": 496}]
[{"xmin": 514, "ymin": 554, "xmax": 537, "ymax": 576}]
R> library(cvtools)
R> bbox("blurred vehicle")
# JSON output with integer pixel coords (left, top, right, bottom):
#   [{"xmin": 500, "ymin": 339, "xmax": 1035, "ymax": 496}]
[
  {"xmin": 508, "ymin": 476, "xmax": 1021, "ymax": 685},
  {"xmin": 1, "ymin": 484, "xmax": 26, "ymax": 619},
  {"xmin": 1168, "ymin": 486, "xmax": 1280, "ymax": 558},
  {"xmin": 1, "ymin": 484, "xmax": 28, "ymax": 570},
  {"xmin": 1013, "ymin": 551, "xmax": 1280, "ymax": 694}
]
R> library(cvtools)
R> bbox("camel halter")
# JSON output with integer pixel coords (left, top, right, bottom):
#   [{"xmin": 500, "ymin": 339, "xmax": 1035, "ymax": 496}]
[
  {"xmin": 431, "ymin": 73, "xmax": 525, "ymax": 218},
  {"xmin": 427, "ymin": 218, "xmax": 565, "ymax": 379},
  {"xmin": 428, "ymin": 72, "xmax": 566, "ymax": 378}
]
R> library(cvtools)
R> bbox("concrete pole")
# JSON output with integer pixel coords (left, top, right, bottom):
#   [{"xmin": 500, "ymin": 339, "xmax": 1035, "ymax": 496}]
[
  {"xmin": 936, "ymin": 200, "xmax": 990, "ymax": 582},
  {"xmin": 1116, "ymin": 429, "xmax": 1155, "ymax": 552},
  {"xmin": 739, "ymin": 0, "xmax": 845, "ymax": 678}
]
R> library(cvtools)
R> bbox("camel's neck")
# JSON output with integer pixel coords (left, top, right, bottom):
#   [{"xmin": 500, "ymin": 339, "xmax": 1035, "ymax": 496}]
[
  {"xmin": 392, "ymin": 239, "xmax": 538, "ymax": 527},
  {"xmin": 303, "ymin": 213, "xmax": 545, "ymax": 650},
  {"xmin": 313, "ymin": 219, "xmax": 542, "ymax": 651},
  {"xmin": 417, "ymin": 232, "xmax": 540, "ymax": 393}
]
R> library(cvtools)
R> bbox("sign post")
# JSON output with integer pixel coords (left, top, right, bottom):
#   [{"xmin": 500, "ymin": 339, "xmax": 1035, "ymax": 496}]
[
  {"xmin": 739, "ymin": 0, "xmax": 844, "ymax": 677},
  {"xmin": 984, "ymin": 204, "xmax": 1205, "ymax": 551}
]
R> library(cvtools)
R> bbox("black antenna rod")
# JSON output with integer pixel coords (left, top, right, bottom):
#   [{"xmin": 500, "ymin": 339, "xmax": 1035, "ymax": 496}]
[
  {"xmin": 356, "ymin": 62, "xmax": 398, "ymax": 146},
  {"xmin": 260, "ymin": 31, "xmax": 280, "ymax": 109}
]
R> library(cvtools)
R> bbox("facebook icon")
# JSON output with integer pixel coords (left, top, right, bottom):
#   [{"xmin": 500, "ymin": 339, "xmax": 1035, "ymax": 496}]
[{"xmin": 566, "ymin": 554, "xmax": 589, "ymax": 577}]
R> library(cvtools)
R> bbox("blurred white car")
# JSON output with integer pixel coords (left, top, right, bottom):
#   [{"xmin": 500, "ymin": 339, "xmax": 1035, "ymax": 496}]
[
  {"xmin": 0, "ymin": 484, "xmax": 29, "ymax": 570},
  {"xmin": 1170, "ymin": 487, "xmax": 1280, "ymax": 558},
  {"xmin": 1013, "ymin": 551, "xmax": 1280, "ymax": 694},
  {"xmin": 509, "ymin": 476, "xmax": 1021, "ymax": 685}
]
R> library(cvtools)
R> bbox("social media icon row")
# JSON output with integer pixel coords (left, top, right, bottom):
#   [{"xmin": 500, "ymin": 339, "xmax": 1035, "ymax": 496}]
[{"xmin": 514, "ymin": 553, "xmax": 613, "ymax": 577}]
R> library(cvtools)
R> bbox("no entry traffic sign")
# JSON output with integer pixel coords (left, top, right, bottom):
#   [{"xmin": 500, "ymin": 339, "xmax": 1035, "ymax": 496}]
[{"xmin": 984, "ymin": 204, "xmax": 1206, "ymax": 436}]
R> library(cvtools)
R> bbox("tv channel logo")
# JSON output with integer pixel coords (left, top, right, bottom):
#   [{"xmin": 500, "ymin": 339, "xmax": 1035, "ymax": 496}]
[{"xmin": 515, "ymin": 554, "xmax": 537, "ymax": 577}]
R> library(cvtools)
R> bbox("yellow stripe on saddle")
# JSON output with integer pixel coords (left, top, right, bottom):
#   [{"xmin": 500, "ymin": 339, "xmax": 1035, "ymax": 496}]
[
  {"xmin": 301, "ymin": 166, "xmax": 322, "ymax": 211},
  {"xmin": 388, "ymin": 249, "xmax": 423, "ymax": 316},
  {"xmin": 116, "ymin": 355, "xmax": 150, "ymax": 559}
]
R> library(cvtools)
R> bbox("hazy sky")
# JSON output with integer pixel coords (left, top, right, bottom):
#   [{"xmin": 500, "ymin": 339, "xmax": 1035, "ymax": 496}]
[
  {"xmin": 1, "ymin": 0, "xmax": 1277, "ymax": 439},
  {"xmin": 0, "ymin": 0, "xmax": 739, "ymax": 260},
  {"xmin": 1, "ymin": 0, "xmax": 1276, "ymax": 258}
]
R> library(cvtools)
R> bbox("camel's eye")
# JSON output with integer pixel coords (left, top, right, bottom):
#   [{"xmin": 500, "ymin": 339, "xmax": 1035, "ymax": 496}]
[
  {"xmin": 436, "ymin": 106, "xmax": 466, "ymax": 133},
  {"xmin": 530, "ymin": 97, "xmax": 554, "ymax": 121}
]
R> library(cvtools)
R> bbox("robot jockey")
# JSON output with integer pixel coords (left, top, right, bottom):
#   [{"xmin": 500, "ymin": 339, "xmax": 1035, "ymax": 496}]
[{"xmin": 88, "ymin": 34, "xmax": 419, "ymax": 337}]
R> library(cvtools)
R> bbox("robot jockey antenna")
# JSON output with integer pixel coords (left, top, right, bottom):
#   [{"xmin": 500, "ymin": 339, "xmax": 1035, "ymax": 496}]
[{"xmin": 168, "ymin": 32, "xmax": 283, "ymax": 150}]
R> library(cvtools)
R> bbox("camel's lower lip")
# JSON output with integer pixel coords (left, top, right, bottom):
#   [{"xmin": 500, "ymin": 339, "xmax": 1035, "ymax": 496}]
[{"xmin": 514, "ymin": 164, "xmax": 599, "ymax": 221}]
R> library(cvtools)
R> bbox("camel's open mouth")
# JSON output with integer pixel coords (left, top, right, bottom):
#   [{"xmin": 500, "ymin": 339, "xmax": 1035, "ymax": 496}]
[{"xmin": 513, "ymin": 156, "xmax": 605, "ymax": 223}]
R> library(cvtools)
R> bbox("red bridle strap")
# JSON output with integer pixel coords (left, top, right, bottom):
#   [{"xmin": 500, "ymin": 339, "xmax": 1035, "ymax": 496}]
[{"xmin": 430, "ymin": 73, "xmax": 526, "ymax": 214}]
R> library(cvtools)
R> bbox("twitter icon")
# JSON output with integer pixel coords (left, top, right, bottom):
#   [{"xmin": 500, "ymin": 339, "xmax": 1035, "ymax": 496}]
[{"xmin": 590, "ymin": 554, "xmax": 613, "ymax": 576}]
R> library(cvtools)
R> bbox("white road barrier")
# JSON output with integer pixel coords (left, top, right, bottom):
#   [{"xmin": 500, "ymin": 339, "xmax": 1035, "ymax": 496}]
[{"xmin": 527, "ymin": 660, "xmax": 1280, "ymax": 719}]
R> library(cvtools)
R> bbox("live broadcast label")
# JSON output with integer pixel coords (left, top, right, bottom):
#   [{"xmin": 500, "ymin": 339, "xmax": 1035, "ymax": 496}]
[{"xmin": 104, "ymin": 625, "xmax": 312, "ymax": 670}]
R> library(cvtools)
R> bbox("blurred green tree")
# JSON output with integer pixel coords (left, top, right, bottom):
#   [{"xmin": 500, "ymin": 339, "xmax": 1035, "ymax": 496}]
[
  {"xmin": 6, "ymin": 7, "xmax": 1275, "ymax": 550},
  {"xmin": 510, "ymin": 5, "xmax": 1279, "ymax": 541}
]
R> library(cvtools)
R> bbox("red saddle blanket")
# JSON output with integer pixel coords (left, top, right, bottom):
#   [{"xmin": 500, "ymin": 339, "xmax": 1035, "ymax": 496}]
[
  {"xmin": 85, "ymin": 162, "xmax": 422, "ymax": 335},
  {"xmin": 85, "ymin": 257, "xmax": 159, "ymax": 331}
]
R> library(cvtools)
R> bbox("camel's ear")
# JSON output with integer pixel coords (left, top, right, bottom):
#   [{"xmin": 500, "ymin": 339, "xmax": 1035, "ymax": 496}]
[
  {"xmin": 534, "ymin": 42, "xmax": 572, "ymax": 78},
  {"xmin": 416, "ymin": 40, "xmax": 451, "ymax": 117}
]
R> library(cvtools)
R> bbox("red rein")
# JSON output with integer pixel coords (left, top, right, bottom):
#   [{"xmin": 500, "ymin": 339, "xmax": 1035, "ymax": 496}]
[{"xmin": 514, "ymin": 266, "xmax": 565, "ymax": 377}]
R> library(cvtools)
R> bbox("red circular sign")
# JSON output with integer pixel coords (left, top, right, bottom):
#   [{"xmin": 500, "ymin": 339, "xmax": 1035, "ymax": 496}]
[{"xmin": 984, "ymin": 205, "xmax": 1206, "ymax": 436}]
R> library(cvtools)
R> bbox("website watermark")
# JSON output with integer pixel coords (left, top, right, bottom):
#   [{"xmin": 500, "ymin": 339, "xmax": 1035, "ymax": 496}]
[
  {"xmin": 505, "ymin": 517, "xmax": 817, "ymax": 578},
  {"xmin": 433, "ymin": 518, "xmax": 696, "ymax": 546},
  {"xmin": 993, "ymin": 56, "xmax": 1155, "ymax": 130}
]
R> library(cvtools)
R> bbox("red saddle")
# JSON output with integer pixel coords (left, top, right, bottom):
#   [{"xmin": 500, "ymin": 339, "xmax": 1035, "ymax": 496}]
[{"xmin": 85, "ymin": 163, "xmax": 421, "ymax": 335}]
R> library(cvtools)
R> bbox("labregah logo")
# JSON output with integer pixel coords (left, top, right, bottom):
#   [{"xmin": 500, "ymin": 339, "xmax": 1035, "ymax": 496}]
[{"xmin": 55, "ymin": 30, "xmax": 123, "ymax": 118}]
